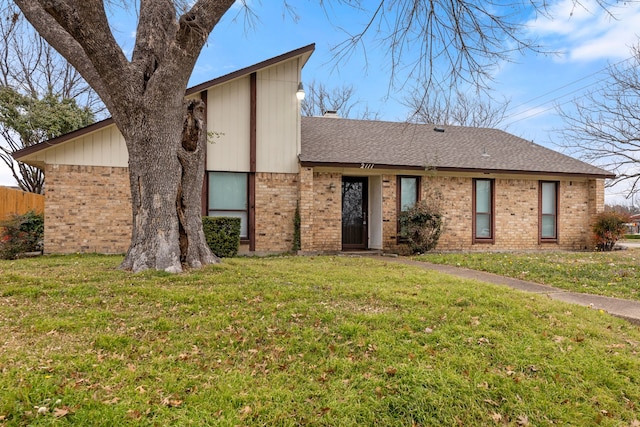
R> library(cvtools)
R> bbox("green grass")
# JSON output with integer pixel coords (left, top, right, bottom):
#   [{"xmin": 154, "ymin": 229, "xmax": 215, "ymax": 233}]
[
  {"xmin": 416, "ymin": 250, "xmax": 640, "ymax": 302},
  {"xmin": 0, "ymin": 254, "xmax": 639, "ymax": 426}
]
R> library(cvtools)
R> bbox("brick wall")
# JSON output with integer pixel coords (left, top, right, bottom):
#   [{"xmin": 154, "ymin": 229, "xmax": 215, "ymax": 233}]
[
  {"xmin": 298, "ymin": 167, "xmax": 314, "ymax": 252},
  {"xmin": 311, "ymin": 172, "xmax": 342, "ymax": 252},
  {"xmin": 43, "ymin": 163, "xmax": 604, "ymax": 255},
  {"xmin": 254, "ymin": 172, "xmax": 298, "ymax": 252},
  {"xmin": 381, "ymin": 175, "xmax": 399, "ymax": 250},
  {"xmin": 383, "ymin": 175, "xmax": 601, "ymax": 252},
  {"xmin": 298, "ymin": 168, "xmax": 341, "ymax": 253},
  {"xmin": 44, "ymin": 164, "xmax": 132, "ymax": 254}
]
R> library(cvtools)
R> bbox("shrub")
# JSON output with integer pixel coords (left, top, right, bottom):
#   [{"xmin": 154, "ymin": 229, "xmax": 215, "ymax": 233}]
[
  {"xmin": 292, "ymin": 203, "xmax": 301, "ymax": 252},
  {"xmin": 0, "ymin": 210, "xmax": 44, "ymax": 259},
  {"xmin": 202, "ymin": 217, "xmax": 241, "ymax": 258},
  {"xmin": 592, "ymin": 211, "xmax": 629, "ymax": 251},
  {"xmin": 399, "ymin": 197, "xmax": 444, "ymax": 254}
]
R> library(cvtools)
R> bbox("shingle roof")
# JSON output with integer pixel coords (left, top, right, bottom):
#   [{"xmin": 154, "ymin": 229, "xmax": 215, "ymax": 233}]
[{"xmin": 300, "ymin": 117, "xmax": 614, "ymax": 178}]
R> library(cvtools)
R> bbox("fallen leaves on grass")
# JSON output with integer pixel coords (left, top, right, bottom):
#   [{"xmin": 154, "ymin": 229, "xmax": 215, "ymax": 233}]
[
  {"xmin": 52, "ymin": 407, "xmax": 70, "ymax": 418},
  {"xmin": 239, "ymin": 405, "xmax": 252, "ymax": 419}
]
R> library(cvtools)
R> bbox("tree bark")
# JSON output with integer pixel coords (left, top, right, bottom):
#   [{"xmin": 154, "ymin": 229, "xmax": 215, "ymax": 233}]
[
  {"xmin": 177, "ymin": 99, "xmax": 219, "ymax": 269},
  {"xmin": 14, "ymin": 0, "xmax": 233, "ymax": 272},
  {"xmin": 118, "ymin": 99, "xmax": 218, "ymax": 273}
]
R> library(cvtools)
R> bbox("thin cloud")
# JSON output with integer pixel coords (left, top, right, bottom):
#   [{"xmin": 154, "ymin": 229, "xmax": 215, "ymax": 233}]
[{"xmin": 526, "ymin": 0, "xmax": 640, "ymax": 62}]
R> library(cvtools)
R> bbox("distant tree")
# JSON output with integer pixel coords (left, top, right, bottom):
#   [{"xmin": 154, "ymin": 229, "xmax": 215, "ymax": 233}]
[
  {"xmin": 404, "ymin": 88, "xmax": 510, "ymax": 128},
  {"xmin": 558, "ymin": 42, "xmax": 640, "ymax": 197},
  {"xmin": 0, "ymin": 2, "xmax": 100, "ymax": 193},
  {"xmin": 605, "ymin": 199, "xmax": 640, "ymax": 216},
  {"xmin": 301, "ymin": 81, "xmax": 379, "ymax": 119},
  {"xmin": 0, "ymin": 87, "xmax": 94, "ymax": 193}
]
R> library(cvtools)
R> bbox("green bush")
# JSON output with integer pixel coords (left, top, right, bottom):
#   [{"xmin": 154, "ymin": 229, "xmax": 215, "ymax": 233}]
[
  {"xmin": 292, "ymin": 203, "xmax": 301, "ymax": 252},
  {"xmin": 0, "ymin": 210, "xmax": 44, "ymax": 259},
  {"xmin": 202, "ymin": 217, "xmax": 241, "ymax": 258},
  {"xmin": 624, "ymin": 234, "xmax": 640, "ymax": 240},
  {"xmin": 592, "ymin": 211, "xmax": 629, "ymax": 251},
  {"xmin": 399, "ymin": 199, "xmax": 444, "ymax": 254}
]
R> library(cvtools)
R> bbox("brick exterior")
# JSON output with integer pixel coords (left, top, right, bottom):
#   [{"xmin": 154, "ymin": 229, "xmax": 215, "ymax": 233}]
[
  {"xmin": 299, "ymin": 170, "xmax": 605, "ymax": 253},
  {"xmin": 254, "ymin": 172, "xmax": 298, "ymax": 252},
  {"xmin": 299, "ymin": 167, "xmax": 341, "ymax": 252},
  {"xmin": 382, "ymin": 174, "xmax": 602, "ymax": 253},
  {"xmin": 42, "ymin": 164, "xmax": 605, "ymax": 255},
  {"xmin": 44, "ymin": 164, "xmax": 132, "ymax": 254},
  {"xmin": 382, "ymin": 175, "xmax": 399, "ymax": 250}
]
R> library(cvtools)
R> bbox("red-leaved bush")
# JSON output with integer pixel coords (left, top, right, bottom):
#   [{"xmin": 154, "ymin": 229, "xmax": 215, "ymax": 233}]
[{"xmin": 592, "ymin": 211, "xmax": 630, "ymax": 251}]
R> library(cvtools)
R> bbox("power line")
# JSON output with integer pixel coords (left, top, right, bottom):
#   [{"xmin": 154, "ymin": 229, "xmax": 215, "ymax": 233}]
[
  {"xmin": 504, "ymin": 55, "xmax": 633, "ymax": 116},
  {"xmin": 502, "ymin": 54, "xmax": 636, "ymax": 125},
  {"xmin": 503, "ymin": 78, "xmax": 619, "ymax": 127}
]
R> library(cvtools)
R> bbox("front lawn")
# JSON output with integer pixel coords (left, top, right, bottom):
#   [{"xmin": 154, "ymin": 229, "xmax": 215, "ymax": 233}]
[
  {"xmin": 1, "ymin": 254, "xmax": 639, "ymax": 426},
  {"xmin": 416, "ymin": 251, "xmax": 640, "ymax": 302}
]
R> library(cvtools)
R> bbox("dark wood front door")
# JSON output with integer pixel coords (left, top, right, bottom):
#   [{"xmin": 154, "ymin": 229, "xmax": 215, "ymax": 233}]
[{"xmin": 342, "ymin": 177, "xmax": 368, "ymax": 250}]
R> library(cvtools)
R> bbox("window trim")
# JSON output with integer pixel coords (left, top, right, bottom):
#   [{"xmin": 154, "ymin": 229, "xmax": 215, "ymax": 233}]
[
  {"xmin": 539, "ymin": 180, "xmax": 559, "ymax": 243},
  {"xmin": 396, "ymin": 175, "xmax": 421, "ymax": 242},
  {"xmin": 472, "ymin": 178, "xmax": 495, "ymax": 244},
  {"xmin": 207, "ymin": 171, "xmax": 250, "ymax": 242}
]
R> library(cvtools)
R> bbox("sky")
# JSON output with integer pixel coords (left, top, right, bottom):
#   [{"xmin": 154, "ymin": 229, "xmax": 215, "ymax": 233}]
[{"xmin": 2, "ymin": 0, "xmax": 640, "ymax": 204}]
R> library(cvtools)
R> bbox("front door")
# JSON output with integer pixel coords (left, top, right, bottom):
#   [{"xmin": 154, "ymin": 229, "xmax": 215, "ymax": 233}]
[{"xmin": 342, "ymin": 177, "xmax": 368, "ymax": 250}]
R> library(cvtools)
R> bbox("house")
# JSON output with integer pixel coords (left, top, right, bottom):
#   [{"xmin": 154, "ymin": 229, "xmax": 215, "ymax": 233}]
[{"xmin": 12, "ymin": 44, "xmax": 615, "ymax": 255}]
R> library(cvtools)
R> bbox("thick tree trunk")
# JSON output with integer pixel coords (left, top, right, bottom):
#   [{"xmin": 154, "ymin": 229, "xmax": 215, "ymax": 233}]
[
  {"xmin": 119, "ymin": 100, "xmax": 218, "ymax": 273},
  {"xmin": 177, "ymin": 100, "xmax": 219, "ymax": 269}
]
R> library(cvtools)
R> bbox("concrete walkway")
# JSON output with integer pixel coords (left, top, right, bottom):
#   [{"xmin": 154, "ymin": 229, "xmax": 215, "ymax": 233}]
[{"xmin": 367, "ymin": 255, "xmax": 640, "ymax": 325}]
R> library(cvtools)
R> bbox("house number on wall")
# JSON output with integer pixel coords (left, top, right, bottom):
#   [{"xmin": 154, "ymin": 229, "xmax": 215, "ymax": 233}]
[{"xmin": 360, "ymin": 163, "xmax": 375, "ymax": 169}]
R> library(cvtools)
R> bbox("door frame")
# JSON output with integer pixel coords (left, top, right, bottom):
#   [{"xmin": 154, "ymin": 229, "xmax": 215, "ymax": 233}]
[{"xmin": 342, "ymin": 176, "xmax": 368, "ymax": 250}]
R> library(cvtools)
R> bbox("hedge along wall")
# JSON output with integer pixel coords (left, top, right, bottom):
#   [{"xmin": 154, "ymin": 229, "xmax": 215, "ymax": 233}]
[
  {"xmin": 202, "ymin": 217, "xmax": 241, "ymax": 258},
  {"xmin": 0, "ymin": 187, "xmax": 44, "ymax": 219}
]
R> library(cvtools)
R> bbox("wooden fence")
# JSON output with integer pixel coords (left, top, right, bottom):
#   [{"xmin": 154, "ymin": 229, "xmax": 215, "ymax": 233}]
[{"xmin": 0, "ymin": 186, "xmax": 44, "ymax": 219}]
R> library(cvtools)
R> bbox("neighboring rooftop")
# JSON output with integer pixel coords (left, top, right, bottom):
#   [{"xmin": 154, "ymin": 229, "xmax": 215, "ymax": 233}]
[{"xmin": 300, "ymin": 117, "xmax": 614, "ymax": 178}]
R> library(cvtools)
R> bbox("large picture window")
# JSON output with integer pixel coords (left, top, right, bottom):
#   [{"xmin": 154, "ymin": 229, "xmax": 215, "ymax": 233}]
[
  {"xmin": 397, "ymin": 176, "xmax": 420, "ymax": 238},
  {"xmin": 208, "ymin": 172, "xmax": 248, "ymax": 238},
  {"xmin": 540, "ymin": 181, "xmax": 558, "ymax": 241},
  {"xmin": 473, "ymin": 178, "xmax": 494, "ymax": 243}
]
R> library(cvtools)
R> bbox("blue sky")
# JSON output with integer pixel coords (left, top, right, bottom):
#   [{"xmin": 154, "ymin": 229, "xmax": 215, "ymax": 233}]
[{"xmin": 3, "ymin": 0, "xmax": 640, "ymax": 203}]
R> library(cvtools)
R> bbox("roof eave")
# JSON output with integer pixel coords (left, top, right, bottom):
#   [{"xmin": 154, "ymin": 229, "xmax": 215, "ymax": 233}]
[
  {"xmin": 185, "ymin": 43, "xmax": 315, "ymax": 96},
  {"xmin": 299, "ymin": 161, "xmax": 616, "ymax": 179},
  {"xmin": 12, "ymin": 117, "xmax": 116, "ymax": 161}
]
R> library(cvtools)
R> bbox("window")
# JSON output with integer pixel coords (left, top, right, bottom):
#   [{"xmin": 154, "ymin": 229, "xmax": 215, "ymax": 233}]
[
  {"xmin": 473, "ymin": 179, "xmax": 494, "ymax": 243},
  {"xmin": 208, "ymin": 172, "xmax": 248, "ymax": 238},
  {"xmin": 397, "ymin": 176, "xmax": 420, "ymax": 238},
  {"xmin": 540, "ymin": 181, "xmax": 558, "ymax": 241}
]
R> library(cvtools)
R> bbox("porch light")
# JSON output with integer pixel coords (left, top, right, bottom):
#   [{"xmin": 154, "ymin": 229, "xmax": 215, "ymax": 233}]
[{"xmin": 296, "ymin": 82, "xmax": 305, "ymax": 101}]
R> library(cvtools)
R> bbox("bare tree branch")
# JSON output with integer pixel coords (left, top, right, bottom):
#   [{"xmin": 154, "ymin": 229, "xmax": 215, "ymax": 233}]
[
  {"xmin": 329, "ymin": 0, "xmax": 545, "ymax": 94},
  {"xmin": 558, "ymin": 42, "xmax": 640, "ymax": 198},
  {"xmin": 301, "ymin": 80, "xmax": 379, "ymax": 120},
  {"xmin": 0, "ymin": 2, "xmax": 100, "ymax": 192},
  {"xmin": 404, "ymin": 86, "xmax": 510, "ymax": 128}
]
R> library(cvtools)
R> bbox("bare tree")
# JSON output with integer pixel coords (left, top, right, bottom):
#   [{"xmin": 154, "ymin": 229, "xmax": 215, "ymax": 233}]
[
  {"xmin": 11, "ymin": 0, "xmax": 621, "ymax": 272},
  {"xmin": 301, "ymin": 80, "xmax": 379, "ymax": 119},
  {"xmin": 329, "ymin": 0, "xmax": 547, "ymax": 93},
  {"xmin": 404, "ymin": 88, "xmax": 510, "ymax": 128},
  {"xmin": 0, "ymin": 3, "xmax": 101, "ymax": 104},
  {"xmin": 0, "ymin": 2, "xmax": 101, "ymax": 192},
  {"xmin": 558, "ymin": 42, "xmax": 640, "ymax": 197},
  {"xmin": 0, "ymin": 88, "xmax": 94, "ymax": 193}
]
